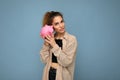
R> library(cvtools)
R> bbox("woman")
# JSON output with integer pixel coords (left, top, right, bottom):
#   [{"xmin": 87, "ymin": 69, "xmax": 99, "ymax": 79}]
[{"xmin": 40, "ymin": 11, "xmax": 77, "ymax": 80}]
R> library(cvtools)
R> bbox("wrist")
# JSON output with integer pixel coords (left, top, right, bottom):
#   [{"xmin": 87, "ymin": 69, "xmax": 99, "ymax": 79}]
[
  {"xmin": 52, "ymin": 43, "xmax": 57, "ymax": 48},
  {"xmin": 44, "ymin": 42, "xmax": 49, "ymax": 46}
]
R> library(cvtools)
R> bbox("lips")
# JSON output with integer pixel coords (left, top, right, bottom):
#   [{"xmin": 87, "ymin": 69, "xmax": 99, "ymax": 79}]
[{"xmin": 60, "ymin": 28, "xmax": 64, "ymax": 31}]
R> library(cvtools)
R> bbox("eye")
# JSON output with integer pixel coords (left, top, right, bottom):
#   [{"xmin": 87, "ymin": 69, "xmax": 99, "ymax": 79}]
[
  {"xmin": 61, "ymin": 20, "xmax": 64, "ymax": 23},
  {"xmin": 54, "ymin": 22, "xmax": 59, "ymax": 26}
]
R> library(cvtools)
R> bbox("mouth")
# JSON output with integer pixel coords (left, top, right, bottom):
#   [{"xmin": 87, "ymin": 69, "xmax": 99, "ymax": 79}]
[{"xmin": 60, "ymin": 28, "xmax": 65, "ymax": 31}]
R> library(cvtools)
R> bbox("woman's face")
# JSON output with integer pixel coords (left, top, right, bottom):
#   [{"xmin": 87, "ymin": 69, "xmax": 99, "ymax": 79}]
[{"xmin": 52, "ymin": 16, "xmax": 65, "ymax": 34}]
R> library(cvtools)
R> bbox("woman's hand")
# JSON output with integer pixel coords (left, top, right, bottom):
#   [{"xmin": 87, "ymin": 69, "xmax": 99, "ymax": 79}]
[{"xmin": 44, "ymin": 34, "xmax": 56, "ymax": 47}]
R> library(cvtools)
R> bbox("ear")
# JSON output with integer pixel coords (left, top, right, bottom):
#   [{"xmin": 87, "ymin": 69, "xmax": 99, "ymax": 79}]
[
  {"xmin": 53, "ymin": 27, "xmax": 56, "ymax": 33},
  {"xmin": 52, "ymin": 26, "xmax": 55, "ymax": 30}
]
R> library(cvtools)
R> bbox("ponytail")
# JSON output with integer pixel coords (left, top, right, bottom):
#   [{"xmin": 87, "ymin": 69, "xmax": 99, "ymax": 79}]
[
  {"xmin": 42, "ymin": 12, "xmax": 51, "ymax": 26},
  {"xmin": 42, "ymin": 11, "xmax": 63, "ymax": 27}
]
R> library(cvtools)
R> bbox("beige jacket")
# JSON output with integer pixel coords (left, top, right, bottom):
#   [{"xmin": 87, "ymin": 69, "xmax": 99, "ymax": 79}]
[{"xmin": 40, "ymin": 32, "xmax": 77, "ymax": 80}]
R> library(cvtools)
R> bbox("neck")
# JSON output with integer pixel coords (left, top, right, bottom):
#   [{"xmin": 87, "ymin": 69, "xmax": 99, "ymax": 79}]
[{"xmin": 55, "ymin": 32, "xmax": 65, "ymax": 39}]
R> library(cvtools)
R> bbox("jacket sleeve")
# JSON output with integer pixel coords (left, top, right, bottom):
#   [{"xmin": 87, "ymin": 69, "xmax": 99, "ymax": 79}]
[
  {"xmin": 51, "ymin": 37, "xmax": 77, "ymax": 67},
  {"xmin": 40, "ymin": 44, "xmax": 50, "ymax": 64}
]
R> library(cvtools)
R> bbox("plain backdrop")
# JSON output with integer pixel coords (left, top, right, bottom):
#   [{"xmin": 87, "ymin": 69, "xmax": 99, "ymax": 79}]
[{"xmin": 0, "ymin": 0, "xmax": 120, "ymax": 80}]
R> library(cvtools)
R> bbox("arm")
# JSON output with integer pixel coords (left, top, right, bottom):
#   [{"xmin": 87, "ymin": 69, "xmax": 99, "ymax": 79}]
[
  {"xmin": 51, "ymin": 37, "xmax": 77, "ymax": 67},
  {"xmin": 40, "ymin": 43, "xmax": 50, "ymax": 64}
]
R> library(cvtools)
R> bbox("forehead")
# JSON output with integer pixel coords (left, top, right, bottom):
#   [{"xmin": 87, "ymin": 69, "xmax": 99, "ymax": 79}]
[{"xmin": 52, "ymin": 16, "xmax": 63, "ymax": 23}]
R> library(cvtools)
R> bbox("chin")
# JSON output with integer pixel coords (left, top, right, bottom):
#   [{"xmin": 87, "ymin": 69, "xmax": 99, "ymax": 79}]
[{"xmin": 60, "ymin": 30, "xmax": 65, "ymax": 33}]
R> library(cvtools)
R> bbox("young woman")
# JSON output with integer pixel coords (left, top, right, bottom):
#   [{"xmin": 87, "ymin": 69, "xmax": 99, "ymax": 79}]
[{"xmin": 40, "ymin": 11, "xmax": 77, "ymax": 80}]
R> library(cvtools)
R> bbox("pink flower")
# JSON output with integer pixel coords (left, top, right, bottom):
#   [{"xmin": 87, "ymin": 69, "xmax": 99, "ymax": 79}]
[{"xmin": 40, "ymin": 25, "xmax": 54, "ymax": 38}]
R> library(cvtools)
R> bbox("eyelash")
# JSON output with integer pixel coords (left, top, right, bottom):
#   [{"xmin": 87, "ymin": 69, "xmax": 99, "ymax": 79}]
[{"xmin": 55, "ymin": 20, "xmax": 64, "ymax": 26}]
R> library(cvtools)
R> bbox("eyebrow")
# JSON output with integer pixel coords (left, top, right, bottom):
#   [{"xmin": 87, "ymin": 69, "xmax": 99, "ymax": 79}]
[{"xmin": 53, "ymin": 19, "xmax": 64, "ymax": 25}]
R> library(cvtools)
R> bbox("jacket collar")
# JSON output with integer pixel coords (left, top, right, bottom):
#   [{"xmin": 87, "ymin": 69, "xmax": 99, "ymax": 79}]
[{"xmin": 63, "ymin": 32, "xmax": 69, "ymax": 40}]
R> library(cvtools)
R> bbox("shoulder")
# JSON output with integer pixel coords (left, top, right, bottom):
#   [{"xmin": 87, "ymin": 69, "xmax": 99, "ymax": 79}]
[
  {"xmin": 64, "ymin": 32, "xmax": 78, "ymax": 48},
  {"xmin": 65, "ymin": 32, "xmax": 77, "ymax": 42}
]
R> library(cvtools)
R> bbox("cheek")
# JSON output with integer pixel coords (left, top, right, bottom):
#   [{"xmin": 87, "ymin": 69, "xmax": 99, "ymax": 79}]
[
  {"xmin": 53, "ymin": 26, "xmax": 58, "ymax": 30},
  {"xmin": 62, "ymin": 22, "xmax": 65, "ymax": 25},
  {"xmin": 53, "ymin": 27, "xmax": 57, "ymax": 31},
  {"xmin": 54, "ymin": 28, "xmax": 58, "ymax": 31},
  {"xmin": 53, "ymin": 27, "xmax": 59, "ymax": 32}
]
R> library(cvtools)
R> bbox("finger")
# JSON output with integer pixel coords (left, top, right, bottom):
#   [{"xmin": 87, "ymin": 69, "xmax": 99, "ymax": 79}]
[
  {"xmin": 51, "ymin": 34, "xmax": 54, "ymax": 38},
  {"xmin": 45, "ymin": 35, "xmax": 50, "ymax": 40},
  {"xmin": 44, "ymin": 38, "xmax": 50, "ymax": 43},
  {"xmin": 47, "ymin": 35, "xmax": 52, "ymax": 38}
]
